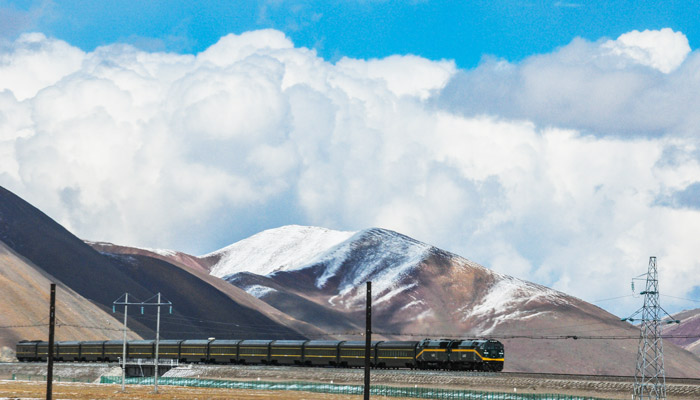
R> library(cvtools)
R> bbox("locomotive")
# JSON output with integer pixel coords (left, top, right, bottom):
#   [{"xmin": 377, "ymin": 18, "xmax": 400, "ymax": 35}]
[{"xmin": 16, "ymin": 338, "xmax": 504, "ymax": 371}]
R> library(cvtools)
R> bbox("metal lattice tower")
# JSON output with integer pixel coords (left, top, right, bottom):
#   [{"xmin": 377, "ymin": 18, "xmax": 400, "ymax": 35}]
[{"xmin": 623, "ymin": 256, "xmax": 679, "ymax": 400}]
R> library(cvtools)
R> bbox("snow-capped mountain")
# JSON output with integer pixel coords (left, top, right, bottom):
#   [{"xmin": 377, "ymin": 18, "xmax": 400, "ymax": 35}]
[
  {"xmin": 211, "ymin": 226, "xmax": 573, "ymax": 329},
  {"xmin": 205, "ymin": 225, "xmax": 355, "ymax": 277},
  {"xmin": 211, "ymin": 225, "xmax": 700, "ymax": 376}
]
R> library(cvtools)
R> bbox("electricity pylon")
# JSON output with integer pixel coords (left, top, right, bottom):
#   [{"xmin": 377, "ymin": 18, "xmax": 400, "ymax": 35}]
[{"xmin": 622, "ymin": 256, "xmax": 680, "ymax": 400}]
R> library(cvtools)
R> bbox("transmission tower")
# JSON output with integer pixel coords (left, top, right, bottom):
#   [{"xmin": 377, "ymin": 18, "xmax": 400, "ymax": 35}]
[{"xmin": 622, "ymin": 256, "xmax": 680, "ymax": 400}]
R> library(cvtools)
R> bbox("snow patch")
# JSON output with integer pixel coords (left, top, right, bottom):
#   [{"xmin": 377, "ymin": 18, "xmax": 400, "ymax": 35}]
[
  {"xmin": 141, "ymin": 247, "xmax": 178, "ymax": 257},
  {"xmin": 414, "ymin": 308, "xmax": 434, "ymax": 322},
  {"xmin": 464, "ymin": 275, "xmax": 572, "ymax": 331},
  {"xmin": 208, "ymin": 225, "xmax": 355, "ymax": 278},
  {"xmin": 399, "ymin": 299, "xmax": 425, "ymax": 312},
  {"xmin": 314, "ymin": 229, "xmax": 432, "ymax": 297},
  {"xmin": 245, "ymin": 285, "xmax": 277, "ymax": 298},
  {"xmin": 374, "ymin": 283, "xmax": 417, "ymax": 306}
]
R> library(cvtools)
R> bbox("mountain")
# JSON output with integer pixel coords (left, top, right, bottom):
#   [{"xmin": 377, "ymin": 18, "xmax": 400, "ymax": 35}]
[
  {"xmin": 0, "ymin": 240, "xmax": 142, "ymax": 351},
  {"xmin": 0, "ymin": 186, "xmax": 307, "ymax": 343},
  {"xmin": 86, "ymin": 241, "xmax": 327, "ymax": 339},
  {"xmin": 210, "ymin": 225, "xmax": 700, "ymax": 376},
  {"xmin": 87, "ymin": 241, "xmax": 215, "ymax": 275},
  {"xmin": 4, "ymin": 183, "xmax": 697, "ymax": 375},
  {"xmin": 664, "ymin": 308, "xmax": 700, "ymax": 356},
  {"xmin": 204, "ymin": 225, "xmax": 355, "ymax": 277}
]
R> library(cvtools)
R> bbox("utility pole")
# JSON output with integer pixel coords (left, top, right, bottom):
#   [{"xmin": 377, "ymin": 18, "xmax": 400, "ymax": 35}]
[
  {"xmin": 112, "ymin": 293, "xmax": 129, "ymax": 392},
  {"xmin": 114, "ymin": 292, "xmax": 171, "ymax": 393},
  {"xmin": 623, "ymin": 257, "xmax": 680, "ymax": 400},
  {"xmin": 46, "ymin": 283, "xmax": 56, "ymax": 400},
  {"xmin": 364, "ymin": 281, "xmax": 371, "ymax": 400},
  {"xmin": 154, "ymin": 292, "xmax": 161, "ymax": 394}
]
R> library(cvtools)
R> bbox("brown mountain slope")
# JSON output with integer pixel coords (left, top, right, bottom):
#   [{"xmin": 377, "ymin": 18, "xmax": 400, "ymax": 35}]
[
  {"xmin": 87, "ymin": 242, "xmax": 328, "ymax": 339},
  {"xmin": 0, "ymin": 241, "xmax": 141, "ymax": 352},
  {"xmin": 664, "ymin": 308, "xmax": 700, "ymax": 356},
  {"xmin": 87, "ymin": 242, "xmax": 215, "ymax": 274},
  {"xmin": 0, "ymin": 186, "xmax": 305, "ymax": 341}
]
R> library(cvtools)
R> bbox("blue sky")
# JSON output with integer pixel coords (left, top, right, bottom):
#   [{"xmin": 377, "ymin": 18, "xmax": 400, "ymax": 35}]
[
  {"xmin": 2, "ymin": 1, "xmax": 699, "ymax": 67},
  {"xmin": 1, "ymin": 1, "xmax": 700, "ymax": 316}
]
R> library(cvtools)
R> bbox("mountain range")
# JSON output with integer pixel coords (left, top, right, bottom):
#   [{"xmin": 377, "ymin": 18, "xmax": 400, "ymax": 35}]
[{"xmin": 1, "ymin": 185, "xmax": 699, "ymax": 376}]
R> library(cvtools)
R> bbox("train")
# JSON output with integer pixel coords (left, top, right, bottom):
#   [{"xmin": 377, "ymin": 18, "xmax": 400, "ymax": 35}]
[{"xmin": 16, "ymin": 338, "xmax": 504, "ymax": 371}]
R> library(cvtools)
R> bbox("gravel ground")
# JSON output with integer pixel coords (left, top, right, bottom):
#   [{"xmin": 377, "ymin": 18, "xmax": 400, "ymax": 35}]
[
  {"xmin": 2, "ymin": 363, "xmax": 700, "ymax": 400},
  {"xmin": 162, "ymin": 364, "xmax": 700, "ymax": 400},
  {"xmin": 0, "ymin": 380, "xmax": 378, "ymax": 400}
]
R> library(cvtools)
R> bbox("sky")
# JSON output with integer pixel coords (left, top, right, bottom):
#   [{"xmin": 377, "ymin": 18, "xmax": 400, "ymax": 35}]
[{"xmin": 1, "ymin": 1, "xmax": 700, "ymax": 317}]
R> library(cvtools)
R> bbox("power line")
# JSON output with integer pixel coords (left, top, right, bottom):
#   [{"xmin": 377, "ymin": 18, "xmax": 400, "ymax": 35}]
[
  {"xmin": 661, "ymin": 294, "xmax": 700, "ymax": 303},
  {"xmin": 592, "ymin": 295, "xmax": 635, "ymax": 303},
  {"xmin": 0, "ymin": 323, "xmax": 47, "ymax": 329}
]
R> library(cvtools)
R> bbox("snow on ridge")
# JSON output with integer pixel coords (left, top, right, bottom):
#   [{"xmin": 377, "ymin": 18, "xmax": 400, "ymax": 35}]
[
  {"xmin": 141, "ymin": 247, "xmax": 178, "ymax": 257},
  {"xmin": 245, "ymin": 285, "xmax": 277, "ymax": 299},
  {"xmin": 463, "ymin": 275, "xmax": 573, "ymax": 333},
  {"xmin": 317, "ymin": 228, "xmax": 432, "ymax": 292},
  {"xmin": 316, "ymin": 228, "xmax": 434, "ymax": 308},
  {"xmin": 208, "ymin": 225, "xmax": 356, "ymax": 278},
  {"xmin": 84, "ymin": 240, "xmax": 178, "ymax": 257}
]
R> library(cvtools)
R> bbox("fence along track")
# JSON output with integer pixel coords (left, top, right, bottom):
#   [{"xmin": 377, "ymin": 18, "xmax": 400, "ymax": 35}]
[{"xmin": 100, "ymin": 376, "xmax": 616, "ymax": 400}]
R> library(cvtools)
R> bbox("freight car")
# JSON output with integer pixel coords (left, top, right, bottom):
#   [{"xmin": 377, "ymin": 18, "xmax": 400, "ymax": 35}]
[{"xmin": 16, "ymin": 338, "xmax": 504, "ymax": 371}]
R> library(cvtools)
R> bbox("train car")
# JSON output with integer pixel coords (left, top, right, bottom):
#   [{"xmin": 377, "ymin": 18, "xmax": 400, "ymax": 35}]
[
  {"xmin": 376, "ymin": 341, "xmax": 418, "ymax": 369},
  {"xmin": 480, "ymin": 339, "xmax": 504, "ymax": 371},
  {"xmin": 449, "ymin": 339, "xmax": 504, "ymax": 371},
  {"xmin": 238, "ymin": 340, "xmax": 272, "ymax": 365},
  {"xmin": 339, "ymin": 341, "xmax": 381, "ymax": 368},
  {"xmin": 416, "ymin": 339, "xmax": 451, "ymax": 368},
  {"xmin": 103, "ymin": 340, "xmax": 125, "ymax": 362},
  {"xmin": 36, "ymin": 341, "xmax": 58, "ymax": 362},
  {"xmin": 80, "ymin": 341, "xmax": 106, "ymax": 362},
  {"xmin": 302, "ymin": 340, "xmax": 342, "ymax": 366},
  {"xmin": 16, "ymin": 340, "xmax": 40, "ymax": 361},
  {"xmin": 180, "ymin": 339, "xmax": 210, "ymax": 363},
  {"xmin": 448, "ymin": 339, "xmax": 479, "ymax": 369},
  {"xmin": 157, "ymin": 339, "xmax": 183, "ymax": 360},
  {"xmin": 270, "ymin": 340, "xmax": 306, "ymax": 366},
  {"xmin": 208, "ymin": 339, "xmax": 240, "ymax": 364},
  {"xmin": 127, "ymin": 340, "xmax": 154, "ymax": 359},
  {"xmin": 56, "ymin": 341, "xmax": 81, "ymax": 361}
]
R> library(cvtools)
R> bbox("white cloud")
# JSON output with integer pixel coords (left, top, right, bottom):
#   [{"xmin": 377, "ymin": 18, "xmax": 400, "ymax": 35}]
[
  {"xmin": 0, "ymin": 28, "xmax": 699, "ymax": 316},
  {"xmin": 336, "ymin": 55, "xmax": 456, "ymax": 100},
  {"xmin": 437, "ymin": 28, "xmax": 700, "ymax": 138},
  {"xmin": 601, "ymin": 28, "xmax": 691, "ymax": 74}
]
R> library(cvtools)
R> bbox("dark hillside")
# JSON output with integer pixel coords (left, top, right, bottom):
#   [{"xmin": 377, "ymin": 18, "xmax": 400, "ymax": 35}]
[
  {"xmin": 112, "ymin": 254, "xmax": 304, "ymax": 339},
  {"xmin": 0, "ymin": 186, "xmax": 304, "ymax": 340},
  {"xmin": 0, "ymin": 186, "xmax": 154, "ymax": 310}
]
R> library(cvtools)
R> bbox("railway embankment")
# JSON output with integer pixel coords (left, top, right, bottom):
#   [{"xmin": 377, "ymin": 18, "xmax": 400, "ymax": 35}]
[{"xmin": 2, "ymin": 363, "xmax": 700, "ymax": 399}]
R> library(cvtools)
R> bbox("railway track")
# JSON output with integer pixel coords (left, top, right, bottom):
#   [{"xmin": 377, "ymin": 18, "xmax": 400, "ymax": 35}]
[
  {"xmin": 485, "ymin": 371, "xmax": 700, "ymax": 386},
  {"xmin": 4, "ymin": 362, "xmax": 700, "ymax": 399},
  {"xmin": 3, "ymin": 361, "xmax": 700, "ymax": 385}
]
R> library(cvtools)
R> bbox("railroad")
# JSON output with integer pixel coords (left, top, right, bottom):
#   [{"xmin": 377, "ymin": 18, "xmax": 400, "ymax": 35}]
[{"xmin": 3, "ymin": 362, "xmax": 700, "ymax": 399}]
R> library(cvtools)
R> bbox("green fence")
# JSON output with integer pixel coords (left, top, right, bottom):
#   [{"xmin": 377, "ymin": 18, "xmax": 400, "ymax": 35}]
[{"xmin": 100, "ymin": 376, "xmax": 614, "ymax": 400}]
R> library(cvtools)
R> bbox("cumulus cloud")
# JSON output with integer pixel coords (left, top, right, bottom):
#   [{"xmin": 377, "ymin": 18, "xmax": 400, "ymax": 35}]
[
  {"xmin": 0, "ymin": 28, "xmax": 699, "ymax": 316},
  {"xmin": 437, "ymin": 28, "xmax": 700, "ymax": 138},
  {"xmin": 601, "ymin": 28, "xmax": 691, "ymax": 74}
]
